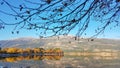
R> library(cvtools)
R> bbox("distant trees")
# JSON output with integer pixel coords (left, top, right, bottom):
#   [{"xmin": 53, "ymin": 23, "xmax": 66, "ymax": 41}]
[
  {"xmin": 24, "ymin": 48, "xmax": 33, "ymax": 54},
  {"xmin": 0, "ymin": 0, "xmax": 120, "ymax": 37},
  {"xmin": 33, "ymin": 48, "xmax": 45, "ymax": 54},
  {"xmin": 1, "ymin": 48, "xmax": 19, "ymax": 54},
  {"xmin": 0, "ymin": 47, "xmax": 64, "ymax": 62},
  {"xmin": 33, "ymin": 48, "xmax": 41, "ymax": 53},
  {"xmin": 17, "ymin": 48, "xmax": 24, "ymax": 54},
  {"xmin": 54, "ymin": 48, "xmax": 63, "ymax": 53},
  {"xmin": 6, "ymin": 48, "xmax": 18, "ymax": 54},
  {"xmin": 0, "ymin": 47, "xmax": 63, "ymax": 55}
]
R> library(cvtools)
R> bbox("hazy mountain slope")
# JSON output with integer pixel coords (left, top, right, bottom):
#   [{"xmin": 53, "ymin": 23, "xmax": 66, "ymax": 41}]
[
  {"xmin": 0, "ymin": 37, "xmax": 44, "ymax": 48},
  {"xmin": 0, "ymin": 36, "xmax": 120, "ymax": 51}
]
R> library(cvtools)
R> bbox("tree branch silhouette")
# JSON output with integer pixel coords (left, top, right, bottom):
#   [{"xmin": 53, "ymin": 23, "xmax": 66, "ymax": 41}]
[{"xmin": 0, "ymin": 0, "xmax": 120, "ymax": 37}]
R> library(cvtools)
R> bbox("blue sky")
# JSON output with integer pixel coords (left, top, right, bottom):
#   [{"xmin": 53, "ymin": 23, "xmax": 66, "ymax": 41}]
[{"xmin": 0, "ymin": 0, "xmax": 120, "ymax": 40}]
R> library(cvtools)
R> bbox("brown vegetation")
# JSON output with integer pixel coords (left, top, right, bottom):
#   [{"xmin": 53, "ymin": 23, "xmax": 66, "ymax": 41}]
[{"xmin": 0, "ymin": 47, "xmax": 64, "ymax": 55}]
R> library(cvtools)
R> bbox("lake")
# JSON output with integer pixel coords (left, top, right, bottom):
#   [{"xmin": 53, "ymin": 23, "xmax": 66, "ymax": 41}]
[{"xmin": 0, "ymin": 52, "xmax": 120, "ymax": 68}]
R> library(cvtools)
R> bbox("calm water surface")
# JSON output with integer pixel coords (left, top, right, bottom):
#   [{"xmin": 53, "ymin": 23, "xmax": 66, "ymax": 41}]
[{"xmin": 0, "ymin": 52, "xmax": 120, "ymax": 68}]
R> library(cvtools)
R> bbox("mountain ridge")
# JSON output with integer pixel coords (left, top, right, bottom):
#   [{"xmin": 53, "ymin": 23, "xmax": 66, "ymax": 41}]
[{"xmin": 0, "ymin": 36, "xmax": 120, "ymax": 51}]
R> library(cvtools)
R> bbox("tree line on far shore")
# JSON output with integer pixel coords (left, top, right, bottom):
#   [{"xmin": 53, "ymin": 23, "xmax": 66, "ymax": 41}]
[{"xmin": 0, "ymin": 47, "xmax": 63, "ymax": 54}]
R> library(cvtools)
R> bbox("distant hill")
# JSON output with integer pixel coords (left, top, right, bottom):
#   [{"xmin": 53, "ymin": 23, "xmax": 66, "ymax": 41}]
[
  {"xmin": 0, "ymin": 37, "xmax": 38, "ymax": 47},
  {"xmin": 0, "ymin": 36, "xmax": 120, "ymax": 52}
]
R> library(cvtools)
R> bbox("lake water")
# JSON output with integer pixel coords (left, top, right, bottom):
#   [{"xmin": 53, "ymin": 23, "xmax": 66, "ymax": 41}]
[{"xmin": 0, "ymin": 52, "xmax": 120, "ymax": 68}]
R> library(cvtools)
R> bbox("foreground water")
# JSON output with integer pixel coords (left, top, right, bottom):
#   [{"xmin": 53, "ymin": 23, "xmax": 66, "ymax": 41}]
[{"xmin": 0, "ymin": 52, "xmax": 120, "ymax": 68}]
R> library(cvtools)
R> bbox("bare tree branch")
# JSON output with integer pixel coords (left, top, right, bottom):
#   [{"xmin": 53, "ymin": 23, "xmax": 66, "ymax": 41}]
[{"xmin": 0, "ymin": 0, "xmax": 120, "ymax": 38}]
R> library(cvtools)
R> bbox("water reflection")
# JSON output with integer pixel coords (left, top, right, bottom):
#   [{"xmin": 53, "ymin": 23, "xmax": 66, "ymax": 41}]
[
  {"xmin": 0, "ymin": 55, "xmax": 63, "ymax": 62},
  {"xmin": 0, "ymin": 52, "xmax": 120, "ymax": 68},
  {"xmin": 62, "ymin": 52, "xmax": 120, "ymax": 68}
]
